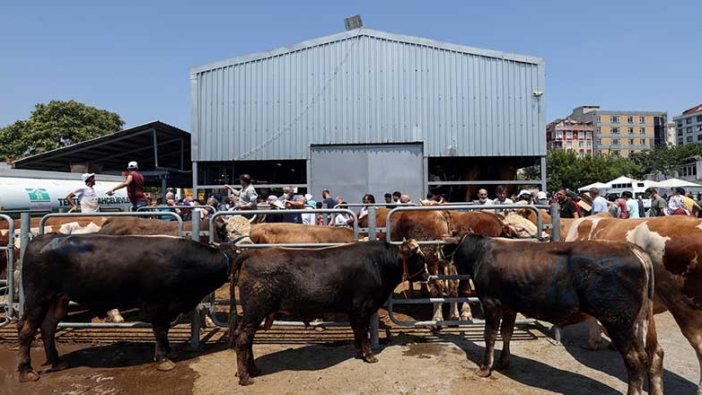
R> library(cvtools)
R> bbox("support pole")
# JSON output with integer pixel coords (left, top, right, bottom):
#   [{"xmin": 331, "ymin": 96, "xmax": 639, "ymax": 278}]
[
  {"xmin": 368, "ymin": 207, "xmax": 380, "ymax": 350},
  {"xmin": 189, "ymin": 209, "xmax": 201, "ymax": 349},
  {"xmin": 18, "ymin": 213, "xmax": 30, "ymax": 318},
  {"xmin": 549, "ymin": 202, "xmax": 563, "ymax": 343}
]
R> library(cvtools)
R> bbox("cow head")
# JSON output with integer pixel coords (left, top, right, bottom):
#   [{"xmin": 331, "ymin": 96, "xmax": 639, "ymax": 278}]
[{"xmin": 399, "ymin": 239, "xmax": 429, "ymax": 282}]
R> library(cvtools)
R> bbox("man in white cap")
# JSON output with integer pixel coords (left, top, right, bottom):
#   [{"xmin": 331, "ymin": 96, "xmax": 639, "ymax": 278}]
[
  {"xmin": 516, "ymin": 189, "xmax": 534, "ymax": 204},
  {"xmin": 66, "ymin": 173, "xmax": 99, "ymax": 213},
  {"xmin": 107, "ymin": 161, "xmax": 147, "ymax": 210}
]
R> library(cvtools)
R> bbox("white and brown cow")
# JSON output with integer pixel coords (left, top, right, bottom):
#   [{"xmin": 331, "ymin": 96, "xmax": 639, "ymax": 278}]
[{"xmin": 565, "ymin": 216, "xmax": 702, "ymax": 394}]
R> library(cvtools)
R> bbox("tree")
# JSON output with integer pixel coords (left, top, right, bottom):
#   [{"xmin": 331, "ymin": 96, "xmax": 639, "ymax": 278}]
[
  {"xmin": 0, "ymin": 100, "xmax": 124, "ymax": 161},
  {"xmin": 629, "ymin": 144, "xmax": 702, "ymax": 179},
  {"xmin": 543, "ymin": 150, "xmax": 641, "ymax": 192}
]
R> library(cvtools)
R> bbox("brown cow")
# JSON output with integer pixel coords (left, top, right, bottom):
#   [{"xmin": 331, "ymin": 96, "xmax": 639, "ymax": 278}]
[
  {"xmin": 248, "ymin": 223, "xmax": 354, "ymax": 244},
  {"xmin": 564, "ymin": 216, "xmax": 702, "ymax": 393},
  {"xmin": 360, "ymin": 208, "xmax": 509, "ymax": 322},
  {"xmin": 98, "ymin": 217, "xmax": 209, "ymax": 237},
  {"xmin": 514, "ymin": 208, "xmax": 613, "ymax": 238}
]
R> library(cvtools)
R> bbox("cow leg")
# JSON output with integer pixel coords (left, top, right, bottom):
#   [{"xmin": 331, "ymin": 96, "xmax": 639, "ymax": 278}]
[
  {"xmin": 17, "ymin": 300, "xmax": 50, "ymax": 382},
  {"xmin": 495, "ymin": 312, "xmax": 517, "ymax": 370},
  {"xmin": 151, "ymin": 319, "xmax": 174, "ymax": 371},
  {"xmin": 666, "ymin": 301, "xmax": 702, "ymax": 395},
  {"xmin": 645, "ymin": 311, "xmax": 664, "ymax": 395},
  {"xmin": 476, "ymin": 301, "xmax": 501, "ymax": 377},
  {"xmin": 351, "ymin": 317, "xmax": 376, "ymax": 363},
  {"xmin": 234, "ymin": 322, "xmax": 258, "ymax": 385},
  {"xmin": 582, "ymin": 316, "xmax": 603, "ymax": 350},
  {"xmin": 432, "ymin": 303, "xmax": 444, "ymax": 323},
  {"xmin": 40, "ymin": 295, "xmax": 70, "ymax": 371},
  {"xmin": 461, "ymin": 302, "xmax": 473, "ymax": 321},
  {"xmin": 606, "ymin": 324, "xmax": 647, "ymax": 395}
]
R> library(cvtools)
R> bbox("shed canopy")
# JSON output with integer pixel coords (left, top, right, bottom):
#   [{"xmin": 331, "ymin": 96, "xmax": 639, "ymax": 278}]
[
  {"xmin": 651, "ymin": 178, "xmax": 702, "ymax": 189},
  {"xmin": 577, "ymin": 182, "xmax": 609, "ymax": 192},
  {"xmin": 14, "ymin": 121, "xmax": 192, "ymax": 187}
]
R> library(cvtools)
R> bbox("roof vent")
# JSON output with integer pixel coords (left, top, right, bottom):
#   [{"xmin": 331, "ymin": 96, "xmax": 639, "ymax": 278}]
[{"xmin": 344, "ymin": 15, "xmax": 363, "ymax": 31}]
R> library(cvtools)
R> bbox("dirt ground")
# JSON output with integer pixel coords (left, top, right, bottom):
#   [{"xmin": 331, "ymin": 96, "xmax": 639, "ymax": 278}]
[{"xmin": 0, "ymin": 310, "xmax": 698, "ymax": 395}]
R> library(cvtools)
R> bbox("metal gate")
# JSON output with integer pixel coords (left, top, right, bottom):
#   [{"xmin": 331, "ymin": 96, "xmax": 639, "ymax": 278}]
[{"xmin": 381, "ymin": 204, "xmax": 560, "ymax": 330}]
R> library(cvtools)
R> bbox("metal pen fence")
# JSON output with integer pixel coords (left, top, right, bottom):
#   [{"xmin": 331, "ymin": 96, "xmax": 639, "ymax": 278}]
[
  {"xmin": 382, "ymin": 204, "xmax": 560, "ymax": 331},
  {"xmin": 32, "ymin": 212, "xmax": 186, "ymax": 330},
  {"xmin": 206, "ymin": 208, "xmax": 361, "ymax": 330},
  {"xmin": 0, "ymin": 214, "xmax": 15, "ymax": 327}
]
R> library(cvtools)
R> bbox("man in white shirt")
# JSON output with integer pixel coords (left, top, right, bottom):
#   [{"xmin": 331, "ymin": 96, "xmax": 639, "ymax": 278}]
[
  {"xmin": 589, "ymin": 187, "xmax": 609, "ymax": 215},
  {"xmin": 623, "ymin": 191, "xmax": 640, "ymax": 219},
  {"xmin": 492, "ymin": 185, "xmax": 513, "ymax": 205},
  {"xmin": 224, "ymin": 174, "xmax": 258, "ymax": 210},
  {"xmin": 66, "ymin": 173, "xmax": 99, "ymax": 213},
  {"xmin": 475, "ymin": 188, "xmax": 493, "ymax": 206}
]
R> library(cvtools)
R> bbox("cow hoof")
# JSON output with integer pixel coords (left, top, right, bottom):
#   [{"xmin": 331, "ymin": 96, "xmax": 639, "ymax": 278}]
[
  {"xmin": 238, "ymin": 377, "xmax": 254, "ymax": 386},
  {"xmin": 364, "ymin": 355, "xmax": 378, "ymax": 364},
  {"xmin": 475, "ymin": 366, "xmax": 492, "ymax": 378},
  {"xmin": 460, "ymin": 313, "xmax": 472, "ymax": 321},
  {"xmin": 157, "ymin": 360, "xmax": 176, "ymax": 371},
  {"xmin": 19, "ymin": 370, "xmax": 40, "ymax": 382}
]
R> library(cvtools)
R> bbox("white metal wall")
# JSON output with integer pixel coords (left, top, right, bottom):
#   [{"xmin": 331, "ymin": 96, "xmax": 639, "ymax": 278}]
[{"xmin": 191, "ymin": 29, "xmax": 545, "ymax": 162}]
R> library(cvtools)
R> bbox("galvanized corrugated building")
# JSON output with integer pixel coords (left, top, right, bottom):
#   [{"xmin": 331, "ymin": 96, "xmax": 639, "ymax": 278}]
[{"xmin": 190, "ymin": 28, "xmax": 546, "ymax": 203}]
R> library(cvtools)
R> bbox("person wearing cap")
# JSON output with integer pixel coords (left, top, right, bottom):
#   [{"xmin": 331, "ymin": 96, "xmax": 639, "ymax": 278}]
[
  {"xmin": 66, "ymin": 173, "xmax": 99, "ymax": 213},
  {"xmin": 535, "ymin": 191, "xmax": 549, "ymax": 206},
  {"xmin": 589, "ymin": 187, "xmax": 609, "ymax": 215},
  {"xmin": 224, "ymin": 174, "xmax": 258, "ymax": 210},
  {"xmin": 106, "ymin": 161, "xmax": 147, "ymax": 210},
  {"xmin": 516, "ymin": 189, "xmax": 533, "ymax": 204}
]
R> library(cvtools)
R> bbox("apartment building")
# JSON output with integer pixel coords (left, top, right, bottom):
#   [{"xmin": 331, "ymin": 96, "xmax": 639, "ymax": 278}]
[
  {"xmin": 674, "ymin": 103, "xmax": 702, "ymax": 146},
  {"xmin": 569, "ymin": 106, "xmax": 667, "ymax": 157},
  {"xmin": 546, "ymin": 118, "xmax": 594, "ymax": 157}
]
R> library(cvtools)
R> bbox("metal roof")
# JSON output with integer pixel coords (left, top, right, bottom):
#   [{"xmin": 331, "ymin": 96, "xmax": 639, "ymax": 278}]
[
  {"xmin": 14, "ymin": 121, "xmax": 192, "ymax": 186},
  {"xmin": 191, "ymin": 28, "xmax": 543, "ymax": 75}
]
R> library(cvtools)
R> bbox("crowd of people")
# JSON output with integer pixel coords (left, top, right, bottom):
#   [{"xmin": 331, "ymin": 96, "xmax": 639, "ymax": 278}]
[{"xmin": 67, "ymin": 163, "xmax": 702, "ymax": 223}]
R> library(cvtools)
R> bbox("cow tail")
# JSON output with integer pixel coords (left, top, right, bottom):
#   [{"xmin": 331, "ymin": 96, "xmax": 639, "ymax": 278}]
[{"xmin": 228, "ymin": 251, "xmax": 248, "ymax": 348}]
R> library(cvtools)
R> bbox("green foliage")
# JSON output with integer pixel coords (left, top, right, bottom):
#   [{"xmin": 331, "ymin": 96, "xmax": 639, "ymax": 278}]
[
  {"xmin": 0, "ymin": 100, "xmax": 124, "ymax": 161},
  {"xmin": 546, "ymin": 144, "xmax": 702, "ymax": 191},
  {"xmin": 545, "ymin": 150, "xmax": 641, "ymax": 191},
  {"xmin": 630, "ymin": 144, "xmax": 702, "ymax": 179}
]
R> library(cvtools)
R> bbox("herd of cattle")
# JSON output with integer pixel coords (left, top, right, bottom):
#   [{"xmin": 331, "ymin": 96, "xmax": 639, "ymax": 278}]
[{"xmin": 1, "ymin": 207, "xmax": 701, "ymax": 394}]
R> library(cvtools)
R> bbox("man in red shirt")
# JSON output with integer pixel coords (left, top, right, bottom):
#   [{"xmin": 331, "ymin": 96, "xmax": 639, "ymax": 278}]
[{"xmin": 107, "ymin": 161, "xmax": 147, "ymax": 210}]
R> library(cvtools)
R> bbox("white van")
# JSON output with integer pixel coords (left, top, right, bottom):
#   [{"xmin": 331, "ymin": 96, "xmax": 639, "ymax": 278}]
[{"xmin": 604, "ymin": 180, "xmax": 657, "ymax": 209}]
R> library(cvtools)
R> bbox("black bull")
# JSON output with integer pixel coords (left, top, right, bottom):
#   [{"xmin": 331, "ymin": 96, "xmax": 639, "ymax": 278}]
[
  {"xmin": 17, "ymin": 234, "xmax": 231, "ymax": 382},
  {"xmin": 444, "ymin": 234, "xmax": 663, "ymax": 395},
  {"xmin": 228, "ymin": 240, "xmax": 427, "ymax": 386}
]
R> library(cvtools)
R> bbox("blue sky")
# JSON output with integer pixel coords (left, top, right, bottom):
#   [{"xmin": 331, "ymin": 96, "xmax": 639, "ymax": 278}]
[{"xmin": 1, "ymin": 0, "xmax": 700, "ymax": 131}]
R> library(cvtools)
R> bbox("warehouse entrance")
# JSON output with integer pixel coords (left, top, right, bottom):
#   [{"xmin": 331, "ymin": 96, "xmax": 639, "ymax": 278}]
[{"xmin": 309, "ymin": 143, "xmax": 424, "ymax": 205}]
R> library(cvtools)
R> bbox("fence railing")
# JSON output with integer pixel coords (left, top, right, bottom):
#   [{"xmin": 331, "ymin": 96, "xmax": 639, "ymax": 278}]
[{"xmin": 0, "ymin": 214, "xmax": 15, "ymax": 327}]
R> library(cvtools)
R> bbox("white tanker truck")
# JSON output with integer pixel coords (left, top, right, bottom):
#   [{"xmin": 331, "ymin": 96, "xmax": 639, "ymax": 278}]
[{"xmin": 0, "ymin": 169, "xmax": 131, "ymax": 212}]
